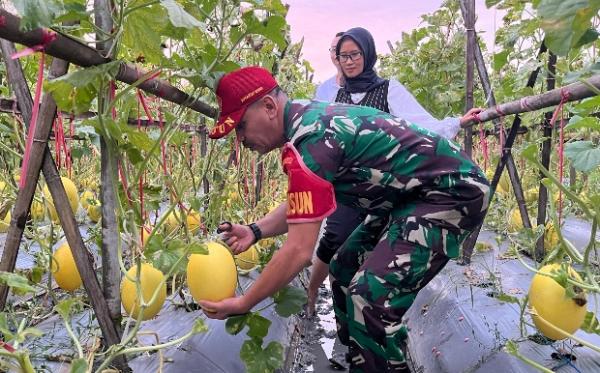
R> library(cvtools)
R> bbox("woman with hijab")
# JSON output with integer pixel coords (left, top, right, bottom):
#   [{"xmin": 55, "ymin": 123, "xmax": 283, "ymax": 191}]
[
  {"xmin": 307, "ymin": 27, "xmax": 481, "ymax": 370},
  {"xmin": 317, "ymin": 27, "xmax": 480, "ymax": 137}
]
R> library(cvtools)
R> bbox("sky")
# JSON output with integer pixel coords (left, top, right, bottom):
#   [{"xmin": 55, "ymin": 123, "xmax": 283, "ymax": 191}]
[{"xmin": 283, "ymin": 0, "xmax": 501, "ymax": 83}]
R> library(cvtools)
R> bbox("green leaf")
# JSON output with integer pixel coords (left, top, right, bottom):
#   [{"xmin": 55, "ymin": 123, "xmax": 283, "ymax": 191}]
[
  {"xmin": 580, "ymin": 311, "xmax": 600, "ymax": 335},
  {"xmin": 495, "ymin": 293, "xmax": 520, "ymax": 304},
  {"xmin": 12, "ymin": 0, "xmax": 62, "ymax": 31},
  {"xmin": 54, "ymin": 1, "xmax": 89, "ymax": 24},
  {"xmin": 0, "ymin": 272, "xmax": 36, "ymax": 294},
  {"xmin": 124, "ymin": 145, "xmax": 144, "ymax": 165},
  {"xmin": 504, "ymin": 339, "xmax": 519, "ymax": 355},
  {"xmin": 126, "ymin": 128, "xmax": 156, "ymax": 152},
  {"xmin": 54, "ymin": 298, "xmax": 82, "ymax": 319},
  {"xmin": 91, "ymin": 117, "xmax": 123, "ymax": 143},
  {"xmin": 153, "ymin": 240, "xmax": 188, "ymax": 273},
  {"xmin": 0, "ymin": 313, "xmax": 14, "ymax": 341},
  {"xmin": 20, "ymin": 327, "xmax": 43, "ymax": 339},
  {"xmin": 486, "ymin": 0, "xmax": 503, "ymax": 7},
  {"xmin": 187, "ymin": 242, "xmax": 207, "ymax": 255},
  {"xmin": 143, "ymin": 233, "xmax": 165, "ymax": 258},
  {"xmin": 240, "ymin": 339, "xmax": 284, "ymax": 373},
  {"xmin": 247, "ymin": 313, "xmax": 271, "ymax": 340},
  {"xmin": 160, "ymin": 0, "xmax": 205, "ymax": 29},
  {"xmin": 226, "ymin": 314, "xmax": 249, "ymax": 335},
  {"xmin": 30, "ymin": 266, "xmax": 44, "ymax": 284},
  {"xmin": 272, "ymin": 285, "xmax": 307, "ymax": 317},
  {"xmin": 573, "ymin": 95, "xmax": 600, "ymax": 115},
  {"xmin": 122, "ymin": 5, "xmax": 167, "ymax": 64},
  {"xmin": 537, "ymin": 0, "xmax": 600, "ymax": 56},
  {"xmin": 169, "ymin": 131, "xmax": 189, "ymax": 147},
  {"xmin": 564, "ymin": 141, "xmax": 600, "ymax": 172},
  {"xmin": 153, "ymin": 250, "xmax": 185, "ymax": 274},
  {"xmin": 242, "ymin": 13, "xmax": 288, "ymax": 50},
  {"xmin": 192, "ymin": 318, "xmax": 208, "ymax": 334},
  {"xmin": 565, "ymin": 116, "xmax": 600, "ymax": 132},
  {"xmin": 70, "ymin": 358, "xmax": 88, "ymax": 373},
  {"xmin": 44, "ymin": 62, "xmax": 121, "ymax": 114},
  {"xmin": 189, "ymin": 197, "xmax": 202, "ymax": 212},
  {"xmin": 520, "ymin": 142, "xmax": 540, "ymax": 164},
  {"xmin": 573, "ymin": 28, "xmax": 599, "ymax": 49},
  {"xmin": 493, "ymin": 50, "xmax": 509, "ymax": 71}
]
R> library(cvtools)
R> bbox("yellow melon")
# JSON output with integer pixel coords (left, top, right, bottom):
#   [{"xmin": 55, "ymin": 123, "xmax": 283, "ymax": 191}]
[
  {"xmin": 187, "ymin": 242, "xmax": 237, "ymax": 304},
  {"xmin": 235, "ymin": 246, "xmax": 259, "ymax": 270},
  {"xmin": 486, "ymin": 169, "xmax": 511, "ymax": 195},
  {"xmin": 0, "ymin": 210, "xmax": 10, "ymax": 233},
  {"xmin": 87, "ymin": 201, "xmax": 101, "ymax": 223},
  {"xmin": 186, "ymin": 210, "xmax": 202, "ymax": 234},
  {"xmin": 544, "ymin": 223, "xmax": 560, "ymax": 252},
  {"xmin": 163, "ymin": 210, "xmax": 181, "ymax": 234},
  {"xmin": 0, "ymin": 181, "xmax": 8, "ymax": 197},
  {"xmin": 48, "ymin": 202, "xmax": 60, "ymax": 224},
  {"xmin": 525, "ymin": 188, "xmax": 538, "ymax": 204},
  {"xmin": 30, "ymin": 201, "xmax": 45, "ymax": 221},
  {"xmin": 51, "ymin": 242, "xmax": 82, "ymax": 291},
  {"xmin": 80, "ymin": 190, "xmax": 95, "ymax": 210},
  {"xmin": 43, "ymin": 177, "xmax": 79, "ymax": 214},
  {"xmin": 121, "ymin": 263, "xmax": 166, "ymax": 321},
  {"xmin": 507, "ymin": 209, "xmax": 523, "ymax": 233},
  {"xmin": 528, "ymin": 264, "xmax": 587, "ymax": 340}
]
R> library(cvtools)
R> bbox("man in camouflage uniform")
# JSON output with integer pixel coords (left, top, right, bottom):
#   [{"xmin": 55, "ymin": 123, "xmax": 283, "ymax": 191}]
[{"xmin": 201, "ymin": 67, "xmax": 490, "ymax": 373}]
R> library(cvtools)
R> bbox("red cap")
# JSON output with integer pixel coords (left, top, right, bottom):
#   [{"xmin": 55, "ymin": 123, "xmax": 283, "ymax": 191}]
[{"xmin": 209, "ymin": 66, "xmax": 278, "ymax": 139}]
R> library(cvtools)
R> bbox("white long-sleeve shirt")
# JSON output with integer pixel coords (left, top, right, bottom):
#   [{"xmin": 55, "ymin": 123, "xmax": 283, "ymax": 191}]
[{"xmin": 314, "ymin": 76, "xmax": 460, "ymax": 140}]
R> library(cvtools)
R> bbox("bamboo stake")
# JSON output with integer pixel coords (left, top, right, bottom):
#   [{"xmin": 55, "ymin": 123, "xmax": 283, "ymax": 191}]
[
  {"xmin": 458, "ymin": 1, "xmax": 533, "ymax": 263},
  {"xmin": 534, "ymin": 52, "xmax": 558, "ymax": 260},
  {"xmin": 0, "ymin": 97, "xmax": 207, "ymax": 132},
  {"xmin": 462, "ymin": 74, "xmax": 600, "ymax": 127},
  {"xmin": 459, "ymin": 41, "xmax": 548, "ymax": 263},
  {"xmin": 0, "ymin": 41, "xmax": 123, "ymax": 354},
  {"xmin": 94, "ymin": 3, "xmax": 126, "ymax": 367},
  {"xmin": 462, "ymin": 0, "xmax": 475, "ymax": 157},
  {"xmin": 0, "ymin": 8, "xmax": 217, "ymax": 118}
]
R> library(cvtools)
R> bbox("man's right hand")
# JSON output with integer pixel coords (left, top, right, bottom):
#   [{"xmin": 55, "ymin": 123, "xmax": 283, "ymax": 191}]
[
  {"xmin": 307, "ymin": 257, "xmax": 330, "ymax": 316},
  {"xmin": 219, "ymin": 223, "xmax": 255, "ymax": 254}
]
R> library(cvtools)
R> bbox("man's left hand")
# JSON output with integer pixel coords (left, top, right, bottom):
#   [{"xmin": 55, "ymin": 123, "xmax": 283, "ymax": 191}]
[
  {"xmin": 460, "ymin": 107, "xmax": 484, "ymax": 128},
  {"xmin": 199, "ymin": 296, "xmax": 250, "ymax": 320}
]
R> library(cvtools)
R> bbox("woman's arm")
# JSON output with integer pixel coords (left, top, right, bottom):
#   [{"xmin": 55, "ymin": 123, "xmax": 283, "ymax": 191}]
[{"xmin": 387, "ymin": 79, "xmax": 461, "ymax": 139}]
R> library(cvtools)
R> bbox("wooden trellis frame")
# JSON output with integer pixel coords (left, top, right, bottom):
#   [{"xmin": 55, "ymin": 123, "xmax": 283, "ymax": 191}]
[
  {"xmin": 0, "ymin": 7, "xmax": 216, "ymax": 371},
  {"xmin": 0, "ymin": 3, "xmax": 598, "ymax": 368},
  {"xmin": 458, "ymin": 0, "xmax": 600, "ymax": 263},
  {"xmin": 0, "ymin": 97, "xmax": 207, "ymax": 132}
]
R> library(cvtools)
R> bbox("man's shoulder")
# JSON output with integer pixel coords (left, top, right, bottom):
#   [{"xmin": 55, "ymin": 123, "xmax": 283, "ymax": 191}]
[{"xmin": 297, "ymin": 100, "xmax": 394, "ymax": 119}]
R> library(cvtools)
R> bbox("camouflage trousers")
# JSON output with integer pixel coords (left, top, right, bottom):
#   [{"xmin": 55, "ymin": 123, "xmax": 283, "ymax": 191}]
[{"xmin": 330, "ymin": 192, "xmax": 488, "ymax": 372}]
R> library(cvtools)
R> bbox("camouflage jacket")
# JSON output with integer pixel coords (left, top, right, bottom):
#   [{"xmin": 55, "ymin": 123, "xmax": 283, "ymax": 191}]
[{"xmin": 281, "ymin": 100, "xmax": 489, "ymax": 226}]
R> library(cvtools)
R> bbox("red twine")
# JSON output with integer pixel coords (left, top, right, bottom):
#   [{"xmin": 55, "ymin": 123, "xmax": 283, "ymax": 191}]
[
  {"xmin": 0, "ymin": 340, "xmax": 15, "ymax": 353},
  {"xmin": 11, "ymin": 29, "xmax": 56, "ymax": 60},
  {"xmin": 13, "ymin": 30, "xmax": 57, "ymax": 189},
  {"xmin": 472, "ymin": 113, "xmax": 489, "ymax": 172},
  {"xmin": 17, "ymin": 50, "xmax": 46, "ymax": 189}
]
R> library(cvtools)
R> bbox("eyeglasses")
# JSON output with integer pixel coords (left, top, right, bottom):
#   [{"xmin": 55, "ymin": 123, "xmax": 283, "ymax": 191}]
[
  {"xmin": 337, "ymin": 51, "xmax": 363, "ymax": 63},
  {"xmin": 328, "ymin": 47, "xmax": 337, "ymax": 53}
]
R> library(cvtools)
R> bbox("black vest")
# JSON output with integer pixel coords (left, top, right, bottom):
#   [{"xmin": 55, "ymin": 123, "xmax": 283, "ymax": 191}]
[{"xmin": 334, "ymin": 80, "xmax": 390, "ymax": 113}]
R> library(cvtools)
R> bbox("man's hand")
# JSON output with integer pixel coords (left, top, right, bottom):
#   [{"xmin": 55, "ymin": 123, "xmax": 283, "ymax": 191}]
[
  {"xmin": 200, "ymin": 296, "xmax": 250, "ymax": 320},
  {"xmin": 219, "ymin": 222, "xmax": 254, "ymax": 255},
  {"xmin": 460, "ymin": 107, "xmax": 484, "ymax": 128},
  {"xmin": 307, "ymin": 257, "xmax": 330, "ymax": 316}
]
